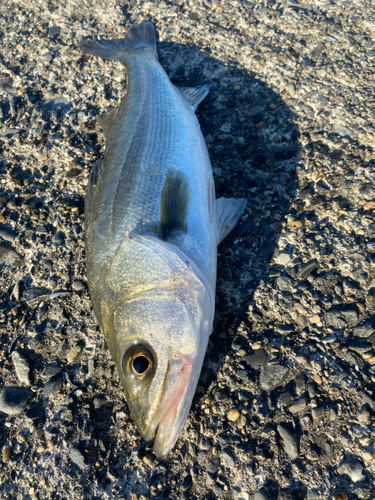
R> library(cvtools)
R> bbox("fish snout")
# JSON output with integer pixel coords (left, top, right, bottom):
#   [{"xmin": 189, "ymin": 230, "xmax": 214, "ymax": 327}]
[{"xmin": 143, "ymin": 352, "xmax": 195, "ymax": 457}]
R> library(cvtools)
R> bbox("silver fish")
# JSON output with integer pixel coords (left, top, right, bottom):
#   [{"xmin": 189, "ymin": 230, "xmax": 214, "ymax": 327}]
[{"xmin": 81, "ymin": 22, "xmax": 246, "ymax": 458}]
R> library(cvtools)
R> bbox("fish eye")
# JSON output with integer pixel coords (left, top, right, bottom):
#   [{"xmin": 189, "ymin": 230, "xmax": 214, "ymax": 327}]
[
  {"xmin": 132, "ymin": 353, "xmax": 152, "ymax": 376},
  {"xmin": 122, "ymin": 344, "xmax": 156, "ymax": 380}
]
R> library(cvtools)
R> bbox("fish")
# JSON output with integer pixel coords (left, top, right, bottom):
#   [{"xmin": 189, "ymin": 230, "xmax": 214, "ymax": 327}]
[{"xmin": 80, "ymin": 22, "xmax": 247, "ymax": 458}]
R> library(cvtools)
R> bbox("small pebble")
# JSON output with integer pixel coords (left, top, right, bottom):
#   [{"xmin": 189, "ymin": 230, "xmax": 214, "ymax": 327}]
[
  {"xmin": 338, "ymin": 459, "xmax": 364, "ymax": 482},
  {"xmin": 66, "ymin": 346, "xmax": 82, "ymax": 363},
  {"xmin": 312, "ymin": 406, "xmax": 325, "ymax": 420},
  {"xmin": 245, "ymin": 348, "xmax": 267, "ymax": 369},
  {"xmin": 0, "ymin": 245, "xmax": 23, "ymax": 267},
  {"xmin": 259, "ymin": 364, "xmax": 289, "ymax": 391},
  {"xmin": 11, "ymin": 351, "xmax": 31, "ymax": 386},
  {"xmin": 0, "ymin": 227, "xmax": 17, "ymax": 242},
  {"xmin": 292, "ymin": 220, "xmax": 303, "ymax": 228},
  {"xmin": 72, "ymin": 280, "xmax": 87, "ymax": 292},
  {"xmin": 142, "ymin": 452, "xmax": 156, "ymax": 466},
  {"xmin": 221, "ymin": 450, "xmax": 235, "ymax": 468},
  {"xmin": 2, "ymin": 446, "xmax": 12, "ymax": 463},
  {"xmin": 289, "ymin": 397, "xmax": 307, "ymax": 414},
  {"xmin": 307, "ymin": 382, "xmax": 317, "ymax": 398},
  {"xmin": 69, "ymin": 447, "xmax": 88, "ymax": 469},
  {"xmin": 43, "ymin": 377, "xmax": 63, "ymax": 398},
  {"xmin": 52, "ymin": 231, "xmax": 65, "ymax": 244},
  {"xmin": 333, "ymin": 124, "xmax": 355, "ymax": 139},
  {"xmin": 227, "ymin": 409, "xmax": 240, "ymax": 422},
  {"xmin": 48, "ymin": 26, "xmax": 61, "ymax": 37},
  {"xmin": 41, "ymin": 364, "xmax": 62, "ymax": 380},
  {"xmin": 0, "ymin": 387, "xmax": 33, "ymax": 415},
  {"xmin": 333, "ymin": 492, "xmax": 349, "ymax": 500},
  {"xmin": 364, "ymin": 201, "xmax": 375, "ymax": 211},
  {"xmin": 313, "ymin": 374, "xmax": 322, "ymax": 385},
  {"xmin": 277, "ymin": 424, "xmax": 299, "ymax": 459}
]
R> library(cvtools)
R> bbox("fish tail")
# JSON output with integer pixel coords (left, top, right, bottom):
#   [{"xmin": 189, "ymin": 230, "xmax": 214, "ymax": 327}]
[{"xmin": 79, "ymin": 22, "xmax": 157, "ymax": 61}]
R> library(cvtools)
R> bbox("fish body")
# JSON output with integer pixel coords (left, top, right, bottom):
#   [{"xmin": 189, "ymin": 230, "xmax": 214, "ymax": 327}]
[{"xmin": 81, "ymin": 22, "xmax": 246, "ymax": 458}]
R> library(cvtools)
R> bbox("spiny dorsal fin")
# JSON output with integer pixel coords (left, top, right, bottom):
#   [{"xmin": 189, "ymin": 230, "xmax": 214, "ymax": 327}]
[
  {"xmin": 161, "ymin": 170, "xmax": 191, "ymax": 240},
  {"xmin": 177, "ymin": 85, "xmax": 210, "ymax": 110},
  {"xmin": 97, "ymin": 107, "xmax": 118, "ymax": 136},
  {"xmin": 85, "ymin": 159, "xmax": 103, "ymax": 216},
  {"xmin": 216, "ymin": 197, "xmax": 247, "ymax": 245}
]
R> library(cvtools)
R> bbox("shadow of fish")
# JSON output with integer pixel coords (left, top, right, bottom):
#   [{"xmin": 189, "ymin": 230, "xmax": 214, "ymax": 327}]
[{"xmin": 80, "ymin": 22, "xmax": 246, "ymax": 458}]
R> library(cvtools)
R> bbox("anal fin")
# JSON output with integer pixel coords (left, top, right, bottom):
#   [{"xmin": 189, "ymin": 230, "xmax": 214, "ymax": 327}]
[
  {"xmin": 216, "ymin": 197, "xmax": 247, "ymax": 244},
  {"xmin": 161, "ymin": 170, "xmax": 191, "ymax": 240}
]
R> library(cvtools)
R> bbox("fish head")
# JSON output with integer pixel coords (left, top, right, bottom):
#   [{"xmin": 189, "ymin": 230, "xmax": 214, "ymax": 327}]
[{"xmin": 112, "ymin": 273, "xmax": 214, "ymax": 458}]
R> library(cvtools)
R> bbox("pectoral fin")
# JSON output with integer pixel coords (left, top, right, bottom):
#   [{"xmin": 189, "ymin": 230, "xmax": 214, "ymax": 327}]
[
  {"xmin": 216, "ymin": 197, "xmax": 247, "ymax": 244},
  {"xmin": 161, "ymin": 170, "xmax": 191, "ymax": 240}
]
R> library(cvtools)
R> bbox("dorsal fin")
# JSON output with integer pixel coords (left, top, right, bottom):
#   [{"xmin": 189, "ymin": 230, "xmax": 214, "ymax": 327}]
[
  {"xmin": 97, "ymin": 107, "xmax": 118, "ymax": 136},
  {"xmin": 177, "ymin": 85, "xmax": 210, "ymax": 110},
  {"xmin": 85, "ymin": 159, "xmax": 103, "ymax": 215},
  {"xmin": 160, "ymin": 170, "xmax": 191, "ymax": 240}
]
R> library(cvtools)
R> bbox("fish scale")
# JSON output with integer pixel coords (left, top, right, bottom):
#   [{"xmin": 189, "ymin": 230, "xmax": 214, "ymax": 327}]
[{"xmin": 80, "ymin": 22, "xmax": 246, "ymax": 457}]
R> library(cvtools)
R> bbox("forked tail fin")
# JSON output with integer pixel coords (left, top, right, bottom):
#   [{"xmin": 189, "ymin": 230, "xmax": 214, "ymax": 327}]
[{"xmin": 79, "ymin": 22, "xmax": 157, "ymax": 61}]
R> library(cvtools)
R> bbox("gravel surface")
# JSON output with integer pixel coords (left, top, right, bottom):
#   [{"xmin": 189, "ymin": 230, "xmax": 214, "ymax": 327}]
[{"xmin": 1, "ymin": 0, "xmax": 375, "ymax": 499}]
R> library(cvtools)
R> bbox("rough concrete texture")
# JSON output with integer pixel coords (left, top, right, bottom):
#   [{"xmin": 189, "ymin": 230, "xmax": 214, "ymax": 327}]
[{"xmin": 0, "ymin": 0, "xmax": 375, "ymax": 499}]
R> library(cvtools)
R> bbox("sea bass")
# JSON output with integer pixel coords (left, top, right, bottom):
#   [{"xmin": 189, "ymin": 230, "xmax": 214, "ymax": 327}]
[{"xmin": 81, "ymin": 22, "xmax": 246, "ymax": 458}]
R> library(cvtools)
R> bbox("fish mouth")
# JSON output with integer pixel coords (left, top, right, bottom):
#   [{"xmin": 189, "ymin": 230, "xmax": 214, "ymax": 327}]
[{"xmin": 143, "ymin": 353, "xmax": 194, "ymax": 459}]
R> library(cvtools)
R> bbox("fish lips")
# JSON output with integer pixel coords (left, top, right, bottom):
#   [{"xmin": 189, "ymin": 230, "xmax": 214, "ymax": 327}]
[{"xmin": 142, "ymin": 352, "xmax": 195, "ymax": 458}]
